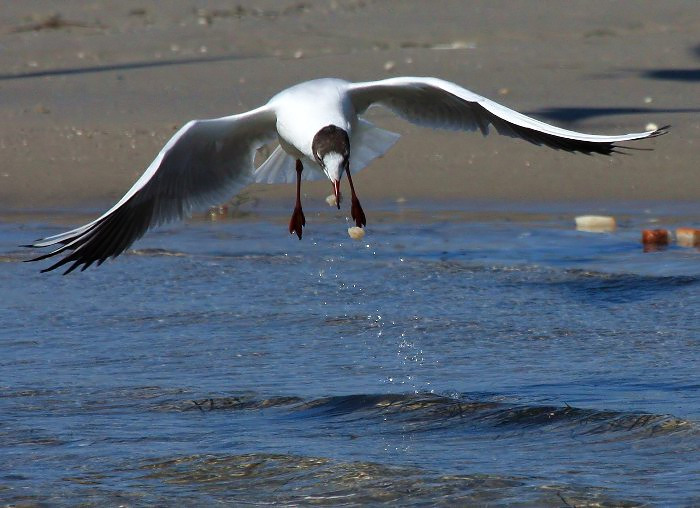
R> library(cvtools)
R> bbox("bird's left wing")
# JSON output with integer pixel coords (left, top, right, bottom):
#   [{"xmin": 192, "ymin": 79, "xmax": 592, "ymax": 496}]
[
  {"xmin": 347, "ymin": 77, "xmax": 667, "ymax": 154},
  {"xmin": 27, "ymin": 105, "xmax": 277, "ymax": 274}
]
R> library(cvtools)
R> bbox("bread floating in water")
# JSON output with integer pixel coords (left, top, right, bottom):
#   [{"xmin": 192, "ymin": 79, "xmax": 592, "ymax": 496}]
[
  {"xmin": 641, "ymin": 229, "xmax": 669, "ymax": 246},
  {"xmin": 675, "ymin": 228, "xmax": 700, "ymax": 247},
  {"xmin": 575, "ymin": 215, "xmax": 616, "ymax": 233}
]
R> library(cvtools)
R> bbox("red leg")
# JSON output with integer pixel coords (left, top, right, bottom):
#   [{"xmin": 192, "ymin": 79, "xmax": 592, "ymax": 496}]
[
  {"xmin": 288, "ymin": 159, "xmax": 306, "ymax": 239},
  {"xmin": 345, "ymin": 167, "xmax": 366, "ymax": 227},
  {"xmin": 331, "ymin": 182, "xmax": 342, "ymax": 209}
]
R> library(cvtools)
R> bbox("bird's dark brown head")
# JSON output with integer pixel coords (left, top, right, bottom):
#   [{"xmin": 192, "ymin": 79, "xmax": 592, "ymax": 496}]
[
  {"xmin": 312, "ymin": 125, "xmax": 350, "ymax": 209},
  {"xmin": 312, "ymin": 125, "xmax": 349, "ymax": 167}
]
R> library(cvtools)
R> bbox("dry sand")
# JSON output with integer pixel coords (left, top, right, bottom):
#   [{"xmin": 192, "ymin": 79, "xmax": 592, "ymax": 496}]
[{"xmin": 1, "ymin": 0, "xmax": 698, "ymax": 212}]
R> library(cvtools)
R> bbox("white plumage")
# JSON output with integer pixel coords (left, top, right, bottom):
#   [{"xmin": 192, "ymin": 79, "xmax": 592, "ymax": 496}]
[{"xmin": 26, "ymin": 77, "xmax": 666, "ymax": 273}]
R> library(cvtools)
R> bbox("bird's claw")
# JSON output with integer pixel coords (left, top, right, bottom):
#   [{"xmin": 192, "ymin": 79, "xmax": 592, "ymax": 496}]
[
  {"xmin": 289, "ymin": 206, "xmax": 306, "ymax": 239},
  {"xmin": 351, "ymin": 198, "xmax": 366, "ymax": 228}
]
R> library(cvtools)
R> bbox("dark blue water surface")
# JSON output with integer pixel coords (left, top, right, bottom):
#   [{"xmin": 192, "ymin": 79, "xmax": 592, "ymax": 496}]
[{"xmin": 1, "ymin": 203, "xmax": 699, "ymax": 506}]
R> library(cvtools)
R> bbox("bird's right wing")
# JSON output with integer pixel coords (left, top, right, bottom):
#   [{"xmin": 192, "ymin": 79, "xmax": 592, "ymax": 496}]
[
  {"xmin": 27, "ymin": 105, "xmax": 277, "ymax": 274},
  {"xmin": 347, "ymin": 77, "xmax": 667, "ymax": 154}
]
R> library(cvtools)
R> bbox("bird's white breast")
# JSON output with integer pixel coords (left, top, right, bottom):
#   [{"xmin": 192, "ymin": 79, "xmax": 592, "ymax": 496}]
[{"xmin": 269, "ymin": 79, "xmax": 355, "ymax": 159}]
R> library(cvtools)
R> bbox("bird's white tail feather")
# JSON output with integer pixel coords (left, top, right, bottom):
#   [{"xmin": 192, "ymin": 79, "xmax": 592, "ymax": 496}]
[
  {"xmin": 253, "ymin": 120, "xmax": 400, "ymax": 184},
  {"xmin": 253, "ymin": 146, "xmax": 325, "ymax": 183},
  {"xmin": 349, "ymin": 120, "xmax": 400, "ymax": 173}
]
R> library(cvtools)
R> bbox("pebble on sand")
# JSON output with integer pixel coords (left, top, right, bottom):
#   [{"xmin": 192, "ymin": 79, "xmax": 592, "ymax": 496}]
[
  {"xmin": 575, "ymin": 215, "xmax": 616, "ymax": 232},
  {"xmin": 642, "ymin": 229, "xmax": 669, "ymax": 245},
  {"xmin": 348, "ymin": 226, "xmax": 365, "ymax": 240},
  {"xmin": 676, "ymin": 227, "xmax": 700, "ymax": 247}
]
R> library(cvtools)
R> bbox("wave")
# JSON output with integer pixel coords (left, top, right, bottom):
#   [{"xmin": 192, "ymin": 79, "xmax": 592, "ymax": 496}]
[
  {"xmin": 159, "ymin": 395, "xmax": 303, "ymax": 412},
  {"xmin": 166, "ymin": 392, "xmax": 696, "ymax": 441}
]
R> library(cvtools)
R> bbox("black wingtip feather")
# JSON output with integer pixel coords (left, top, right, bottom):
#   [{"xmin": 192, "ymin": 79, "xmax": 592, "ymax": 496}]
[
  {"xmin": 24, "ymin": 190, "xmax": 163, "ymax": 273},
  {"xmin": 653, "ymin": 124, "xmax": 671, "ymax": 135}
]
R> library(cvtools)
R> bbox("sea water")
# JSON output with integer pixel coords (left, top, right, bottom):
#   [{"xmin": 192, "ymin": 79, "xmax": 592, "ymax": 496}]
[{"xmin": 1, "ymin": 203, "xmax": 699, "ymax": 506}]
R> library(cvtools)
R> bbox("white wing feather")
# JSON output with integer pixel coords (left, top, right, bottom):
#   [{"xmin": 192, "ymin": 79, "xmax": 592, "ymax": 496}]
[
  {"xmin": 348, "ymin": 77, "xmax": 667, "ymax": 153},
  {"xmin": 28, "ymin": 106, "xmax": 277, "ymax": 273}
]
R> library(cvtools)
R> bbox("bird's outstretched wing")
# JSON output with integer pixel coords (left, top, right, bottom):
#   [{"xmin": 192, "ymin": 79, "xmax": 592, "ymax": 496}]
[
  {"xmin": 347, "ymin": 77, "xmax": 667, "ymax": 154},
  {"xmin": 27, "ymin": 106, "xmax": 277, "ymax": 274}
]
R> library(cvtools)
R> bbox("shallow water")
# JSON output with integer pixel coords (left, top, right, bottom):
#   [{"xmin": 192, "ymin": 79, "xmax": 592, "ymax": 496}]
[{"xmin": 2, "ymin": 204, "xmax": 699, "ymax": 506}]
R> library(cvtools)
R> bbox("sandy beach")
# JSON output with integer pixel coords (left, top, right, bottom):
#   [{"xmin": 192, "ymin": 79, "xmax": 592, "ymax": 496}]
[{"xmin": 1, "ymin": 0, "xmax": 698, "ymax": 211}]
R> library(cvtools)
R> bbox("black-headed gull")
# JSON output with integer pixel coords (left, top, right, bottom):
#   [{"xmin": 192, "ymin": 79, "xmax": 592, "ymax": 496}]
[{"xmin": 26, "ymin": 77, "xmax": 666, "ymax": 273}]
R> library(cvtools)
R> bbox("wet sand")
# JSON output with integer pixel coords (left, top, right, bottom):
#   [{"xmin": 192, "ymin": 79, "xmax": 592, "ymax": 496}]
[{"xmin": 1, "ymin": 1, "xmax": 698, "ymax": 211}]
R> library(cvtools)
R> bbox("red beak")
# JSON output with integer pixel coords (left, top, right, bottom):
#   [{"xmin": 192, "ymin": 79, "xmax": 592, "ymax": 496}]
[{"xmin": 333, "ymin": 180, "xmax": 341, "ymax": 209}]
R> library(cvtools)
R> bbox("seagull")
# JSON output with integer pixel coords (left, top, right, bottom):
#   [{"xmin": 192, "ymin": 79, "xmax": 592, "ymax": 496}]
[{"xmin": 26, "ymin": 77, "xmax": 667, "ymax": 274}]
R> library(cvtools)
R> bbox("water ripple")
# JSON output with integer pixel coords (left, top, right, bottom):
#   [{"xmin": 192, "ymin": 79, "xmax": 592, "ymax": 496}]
[
  {"xmin": 109, "ymin": 451, "xmax": 644, "ymax": 506},
  {"xmin": 162, "ymin": 392, "xmax": 698, "ymax": 442}
]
